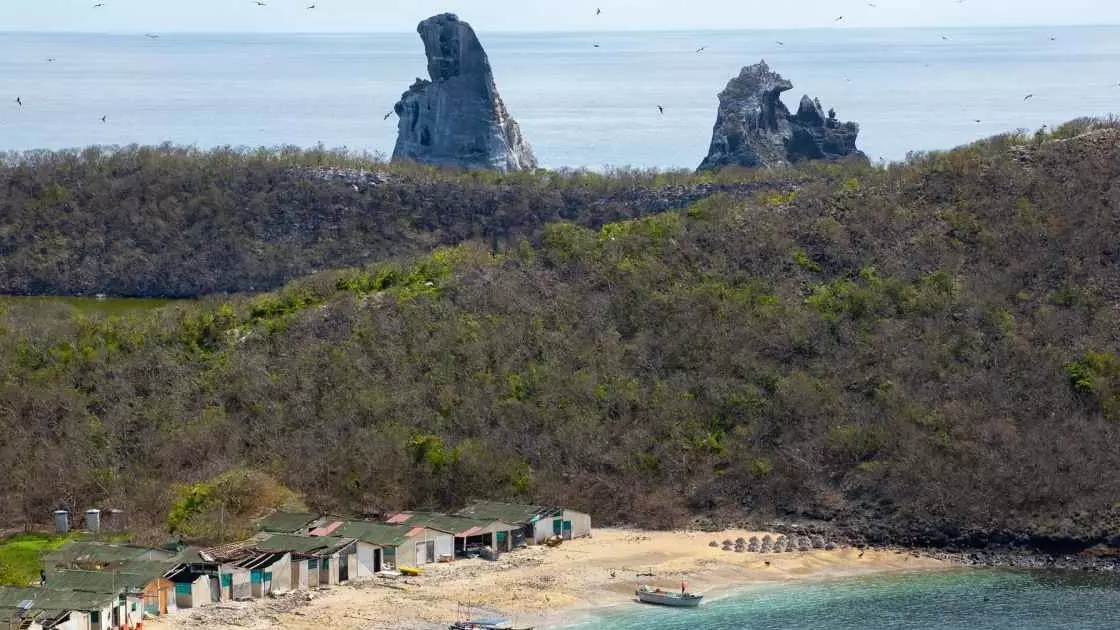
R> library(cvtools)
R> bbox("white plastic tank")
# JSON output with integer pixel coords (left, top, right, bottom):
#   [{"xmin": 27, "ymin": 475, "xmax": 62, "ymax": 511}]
[
  {"xmin": 85, "ymin": 508, "xmax": 101, "ymax": 533},
  {"xmin": 54, "ymin": 510, "xmax": 69, "ymax": 533}
]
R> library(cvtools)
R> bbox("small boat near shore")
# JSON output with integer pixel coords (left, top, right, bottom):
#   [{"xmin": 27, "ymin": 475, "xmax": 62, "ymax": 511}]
[
  {"xmin": 636, "ymin": 584, "xmax": 704, "ymax": 607},
  {"xmin": 448, "ymin": 619, "xmax": 533, "ymax": 629}
]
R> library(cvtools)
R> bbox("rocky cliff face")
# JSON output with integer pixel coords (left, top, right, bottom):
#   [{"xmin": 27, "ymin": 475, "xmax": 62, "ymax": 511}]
[
  {"xmin": 392, "ymin": 13, "xmax": 537, "ymax": 172},
  {"xmin": 698, "ymin": 61, "xmax": 864, "ymax": 171}
]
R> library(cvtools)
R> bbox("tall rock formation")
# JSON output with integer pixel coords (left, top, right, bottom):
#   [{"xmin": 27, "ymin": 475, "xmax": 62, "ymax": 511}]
[
  {"xmin": 698, "ymin": 61, "xmax": 864, "ymax": 171},
  {"xmin": 392, "ymin": 13, "xmax": 537, "ymax": 172}
]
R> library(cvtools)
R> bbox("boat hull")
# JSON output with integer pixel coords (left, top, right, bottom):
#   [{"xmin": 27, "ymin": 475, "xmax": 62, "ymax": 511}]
[{"xmin": 635, "ymin": 587, "xmax": 703, "ymax": 608}]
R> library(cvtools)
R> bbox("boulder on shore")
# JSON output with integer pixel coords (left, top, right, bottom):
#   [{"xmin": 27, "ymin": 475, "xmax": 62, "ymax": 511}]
[
  {"xmin": 392, "ymin": 13, "xmax": 537, "ymax": 172},
  {"xmin": 697, "ymin": 60, "xmax": 864, "ymax": 171}
]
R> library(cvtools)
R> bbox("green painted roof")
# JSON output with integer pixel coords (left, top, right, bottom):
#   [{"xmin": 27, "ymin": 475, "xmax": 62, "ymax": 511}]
[
  {"xmin": 255, "ymin": 511, "xmax": 320, "ymax": 533},
  {"xmin": 45, "ymin": 570, "xmax": 149, "ymax": 594},
  {"xmin": 44, "ymin": 542, "xmax": 172, "ymax": 568},
  {"xmin": 389, "ymin": 512, "xmax": 513, "ymax": 536},
  {"xmin": 330, "ymin": 521, "xmax": 436, "ymax": 548},
  {"xmin": 455, "ymin": 501, "xmax": 559, "ymax": 525},
  {"xmin": 0, "ymin": 585, "xmax": 114, "ymax": 613},
  {"xmin": 254, "ymin": 534, "xmax": 350, "ymax": 556}
]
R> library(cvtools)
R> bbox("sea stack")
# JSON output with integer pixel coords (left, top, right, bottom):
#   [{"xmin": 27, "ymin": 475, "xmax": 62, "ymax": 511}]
[
  {"xmin": 391, "ymin": 13, "xmax": 537, "ymax": 172},
  {"xmin": 697, "ymin": 61, "xmax": 864, "ymax": 171}
]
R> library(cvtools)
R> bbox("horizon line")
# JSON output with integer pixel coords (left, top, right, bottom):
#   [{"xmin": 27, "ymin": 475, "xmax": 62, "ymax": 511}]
[{"xmin": 1, "ymin": 23, "xmax": 1117, "ymax": 36}]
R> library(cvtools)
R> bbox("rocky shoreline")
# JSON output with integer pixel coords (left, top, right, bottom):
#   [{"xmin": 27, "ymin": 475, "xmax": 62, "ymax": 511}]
[{"xmin": 760, "ymin": 521, "xmax": 1120, "ymax": 573}]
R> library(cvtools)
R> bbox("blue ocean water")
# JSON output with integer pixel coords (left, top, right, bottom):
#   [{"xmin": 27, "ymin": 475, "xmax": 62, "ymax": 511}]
[
  {"xmin": 0, "ymin": 26, "xmax": 1118, "ymax": 168},
  {"xmin": 562, "ymin": 570, "xmax": 1120, "ymax": 629}
]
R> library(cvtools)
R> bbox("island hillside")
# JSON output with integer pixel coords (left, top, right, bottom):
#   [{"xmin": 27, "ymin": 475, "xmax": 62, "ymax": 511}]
[{"xmin": 1, "ymin": 118, "xmax": 1119, "ymax": 554}]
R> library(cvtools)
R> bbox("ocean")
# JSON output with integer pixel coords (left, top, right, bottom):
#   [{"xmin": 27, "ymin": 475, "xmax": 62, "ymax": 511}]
[
  {"xmin": 0, "ymin": 26, "xmax": 1118, "ymax": 169},
  {"xmin": 561, "ymin": 570, "xmax": 1120, "ymax": 629}
]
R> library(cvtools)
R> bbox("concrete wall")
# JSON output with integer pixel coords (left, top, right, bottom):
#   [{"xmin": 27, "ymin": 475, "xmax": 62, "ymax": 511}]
[
  {"xmin": 530, "ymin": 517, "xmax": 557, "ymax": 544},
  {"xmin": 51, "ymin": 612, "xmax": 81, "ymax": 630},
  {"xmin": 355, "ymin": 542, "xmax": 379, "ymax": 579},
  {"xmin": 401, "ymin": 530, "xmax": 453, "ymax": 565},
  {"xmin": 174, "ymin": 575, "xmax": 210, "ymax": 609},
  {"xmin": 267, "ymin": 555, "xmax": 292, "ymax": 594},
  {"xmin": 217, "ymin": 565, "xmax": 252, "ymax": 601},
  {"xmin": 324, "ymin": 552, "xmax": 339, "ymax": 586},
  {"xmin": 563, "ymin": 510, "xmax": 593, "ymax": 539}
]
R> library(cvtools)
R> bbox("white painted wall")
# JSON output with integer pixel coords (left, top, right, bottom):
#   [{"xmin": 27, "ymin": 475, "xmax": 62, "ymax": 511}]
[
  {"xmin": 563, "ymin": 510, "xmax": 593, "ymax": 539},
  {"xmin": 268, "ymin": 555, "xmax": 292, "ymax": 594}
]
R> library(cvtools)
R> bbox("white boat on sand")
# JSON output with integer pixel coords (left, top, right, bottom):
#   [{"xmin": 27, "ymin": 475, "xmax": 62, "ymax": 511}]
[{"xmin": 635, "ymin": 584, "xmax": 704, "ymax": 607}]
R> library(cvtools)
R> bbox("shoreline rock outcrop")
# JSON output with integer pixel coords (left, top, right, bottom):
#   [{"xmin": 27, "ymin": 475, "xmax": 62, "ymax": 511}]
[
  {"xmin": 698, "ymin": 60, "xmax": 864, "ymax": 171},
  {"xmin": 391, "ymin": 13, "xmax": 537, "ymax": 173}
]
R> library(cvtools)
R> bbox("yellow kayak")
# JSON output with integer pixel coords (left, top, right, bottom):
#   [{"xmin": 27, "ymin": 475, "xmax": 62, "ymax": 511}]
[{"xmin": 399, "ymin": 566, "xmax": 424, "ymax": 576}]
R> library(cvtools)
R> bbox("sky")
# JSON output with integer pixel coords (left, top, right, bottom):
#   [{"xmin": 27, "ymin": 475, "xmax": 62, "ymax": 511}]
[{"xmin": 1, "ymin": 0, "xmax": 1118, "ymax": 33}]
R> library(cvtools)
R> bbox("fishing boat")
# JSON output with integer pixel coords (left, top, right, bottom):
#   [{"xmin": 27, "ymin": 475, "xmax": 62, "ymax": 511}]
[
  {"xmin": 449, "ymin": 602, "xmax": 533, "ymax": 629},
  {"xmin": 448, "ymin": 618, "xmax": 533, "ymax": 629},
  {"xmin": 635, "ymin": 584, "xmax": 704, "ymax": 608}
]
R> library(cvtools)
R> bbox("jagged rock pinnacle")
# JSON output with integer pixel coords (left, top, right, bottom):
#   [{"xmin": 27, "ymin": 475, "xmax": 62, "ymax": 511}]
[
  {"xmin": 698, "ymin": 60, "xmax": 864, "ymax": 171},
  {"xmin": 391, "ymin": 13, "xmax": 537, "ymax": 172}
]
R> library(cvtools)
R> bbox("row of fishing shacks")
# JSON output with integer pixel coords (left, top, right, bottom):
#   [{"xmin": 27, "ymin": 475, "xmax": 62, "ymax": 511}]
[{"xmin": 1, "ymin": 501, "xmax": 591, "ymax": 630}]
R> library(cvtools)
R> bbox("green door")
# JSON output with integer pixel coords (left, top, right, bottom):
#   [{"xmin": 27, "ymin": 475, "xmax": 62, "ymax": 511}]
[
  {"xmin": 553, "ymin": 518, "xmax": 562, "ymax": 535},
  {"xmin": 562, "ymin": 520, "xmax": 573, "ymax": 540}
]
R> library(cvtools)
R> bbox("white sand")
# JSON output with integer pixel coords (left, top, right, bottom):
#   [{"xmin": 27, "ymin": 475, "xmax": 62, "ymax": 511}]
[{"xmin": 154, "ymin": 528, "xmax": 952, "ymax": 630}]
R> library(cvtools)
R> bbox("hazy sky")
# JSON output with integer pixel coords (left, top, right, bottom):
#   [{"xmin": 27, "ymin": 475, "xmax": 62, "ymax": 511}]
[{"xmin": 2, "ymin": 0, "xmax": 1118, "ymax": 33}]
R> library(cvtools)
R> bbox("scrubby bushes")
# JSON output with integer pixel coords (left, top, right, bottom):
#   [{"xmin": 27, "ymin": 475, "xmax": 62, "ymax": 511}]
[{"xmin": 0, "ymin": 125, "xmax": 1119, "ymax": 545}]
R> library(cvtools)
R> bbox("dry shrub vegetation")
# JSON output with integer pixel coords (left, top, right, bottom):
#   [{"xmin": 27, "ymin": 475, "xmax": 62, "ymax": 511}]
[{"xmin": 1, "ymin": 119, "xmax": 1119, "ymax": 550}]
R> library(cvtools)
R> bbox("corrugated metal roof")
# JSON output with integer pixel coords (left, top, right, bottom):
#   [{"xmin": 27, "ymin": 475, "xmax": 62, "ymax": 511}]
[
  {"xmin": 44, "ymin": 542, "xmax": 173, "ymax": 568},
  {"xmin": 199, "ymin": 535, "xmax": 267, "ymax": 563},
  {"xmin": 255, "ymin": 511, "xmax": 321, "ymax": 533},
  {"xmin": 330, "ymin": 521, "xmax": 445, "ymax": 548},
  {"xmin": 308, "ymin": 521, "xmax": 342, "ymax": 537},
  {"xmin": 0, "ymin": 586, "xmax": 114, "ymax": 613},
  {"xmin": 254, "ymin": 534, "xmax": 352, "ymax": 556},
  {"xmin": 45, "ymin": 570, "xmax": 153, "ymax": 594},
  {"xmin": 386, "ymin": 511, "xmax": 515, "ymax": 537},
  {"xmin": 455, "ymin": 501, "xmax": 560, "ymax": 525}
]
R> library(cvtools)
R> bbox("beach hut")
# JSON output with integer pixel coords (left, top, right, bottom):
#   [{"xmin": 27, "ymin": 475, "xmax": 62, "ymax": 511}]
[
  {"xmin": 384, "ymin": 511, "xmax": 518, "ymax": 556},
  {"xmin": 253, "ymin": 534, "xmax": 362, "ymax": 587},
  {"xmin": 456, "ymin": 501, "xmax": 592, "ymax": 544},
  {"xmin": 327, "ymin": 521, "xmax": 452, "ymax": 569},
  {"xmin": 167, "ymin": 568, "xmax": 211, "ymax": 610},
  {"xmin": 46, "ymin": 560, "xmax": 181, "ymax": 620},
  {"xmin": 0, "ymin": 586, "xmax": 118, "ymax": 630}
]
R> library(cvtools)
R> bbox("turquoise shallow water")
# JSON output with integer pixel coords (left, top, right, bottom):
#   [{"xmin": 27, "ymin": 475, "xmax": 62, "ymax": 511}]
[
  {"xmin": 1, "ymin": 26, "xmax": 1119, "ymax": 167},
  {"xmin": 562, "ymin": 570, "xmax": 1120, "ymax": 629}
]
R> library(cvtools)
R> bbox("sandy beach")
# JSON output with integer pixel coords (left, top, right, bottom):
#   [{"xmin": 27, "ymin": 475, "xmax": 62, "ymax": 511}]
[{"xmin": 153, "ymin": 528, "xmax": 953, "ymax": 630}]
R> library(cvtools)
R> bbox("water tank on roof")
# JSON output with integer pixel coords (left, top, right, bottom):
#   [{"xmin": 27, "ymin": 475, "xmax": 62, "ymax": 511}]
[
  {"xmin": 85, "ymin": 508, "xmax": 101, "ymax": 533},
  {"xmin": 53, "ymin": 510, "xmax": 69, "ymax": 533}
]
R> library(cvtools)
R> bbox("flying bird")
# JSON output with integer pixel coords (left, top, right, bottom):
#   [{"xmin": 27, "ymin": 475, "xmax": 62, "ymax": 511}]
[
  {"xmin": 249, "ymin": 0, "xmax": 266, "ymax": 5},
  {"xmin": 834, "ymin": 15, "xmax": 844, "ymax": 21},
  {"xmin": 941, "ymin": 35, "xmax": 950, "ymax": 40},
  {"xmin": 307, "ymin": 3, "xmax": 316, "ymax": 8},
  {"xmin": 144, "ymin": 33, "xmax": 159, "ymax": 39},
  {"xmin": 695, "ymin": 46, "xmax": 706, "ymax": 53},
  {"xmin": 1049, "ymin": 35, "xmax": 1056, "ymax": 41},
  {"xmin": 92, "ymin": 2, "xmax": 105, "ymax": 7},
  {"xmin": 47, "ymin": 58, "xmax": 56, "ymax": 62},
  {"xmin": 1023, "ymin": 94, "xmax": 1034, "ymax": 100},
  {"xmin": 593, "ymin": 42, "xmax": 600, "ymax": 48},
  {"xmin": 100, "ymin": 115, "xmax": 107, "ymax": 123},
  {"xmin": 383, "ymin": 111, "xmax": 393, "ymax": 120},
  {"xmin": 776, "ymin": 41, "xmax": 785, "ymax": 46},
  {"xmin": 657, "ymin": 105, "xmax": 664, "ymax": 114},
  {"xmin": 974, "ymin": 119, "xmax": 982, "ymax": 123},
  {"xmin": 15, "ymin": 97, "xmax": 22, "ymax": 107},
  {"xmin": 596, "ymin": 8, "xmax": 601, "ymax": 15},
  {"xmin": 866, "ymin": 1, "xmax": 877, "ymax": 6}
]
